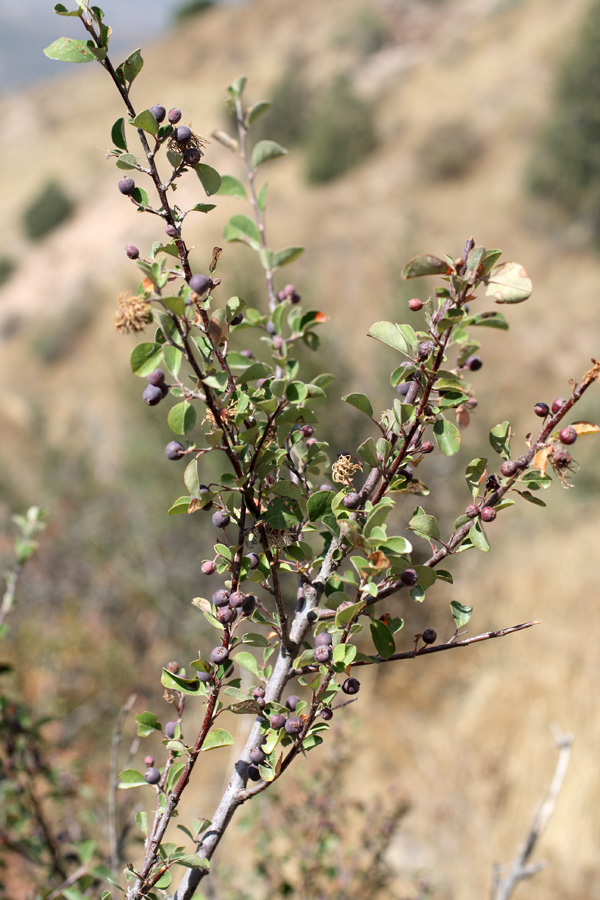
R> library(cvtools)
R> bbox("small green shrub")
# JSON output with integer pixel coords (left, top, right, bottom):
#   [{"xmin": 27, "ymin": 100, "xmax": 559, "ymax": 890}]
[
  {"xmin": 0, "ymin": 255, "xmax": 16, "ymax": 288},
  {"xmin": 419, "ymin": 120, "xmax": 484, "ymax": 181},
  {"xmin": 333, "ymin": 8, "xmax": 390, "ymax": 57},
  {"xmin": 252, "ymin": 62, "xmax": 312, "ymax": 148},
  {"xmin": 172, "ymin": 0, "xmax": 216, "ymax": 24},
  {"xmin": 527, "ymin": 0, "xmax": 600, "ymax": 238},
  {"xmin": 22, "ymin": 180, "xmax": 74, "ymax": 242},
  {"xmin": 304, "ymin": 76, "xmax": 377, "ymax": 184}
]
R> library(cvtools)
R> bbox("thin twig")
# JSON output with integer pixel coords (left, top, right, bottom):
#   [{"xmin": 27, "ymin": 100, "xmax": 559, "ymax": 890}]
[{"xmin": 491, "ymin": 728, "xmax": 573, "ymax": 900}]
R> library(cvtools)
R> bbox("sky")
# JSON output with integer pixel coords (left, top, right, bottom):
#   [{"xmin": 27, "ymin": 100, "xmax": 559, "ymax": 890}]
[{"xmin": 0, "ymin": 0, "xmax": 240, "ymax": 91}]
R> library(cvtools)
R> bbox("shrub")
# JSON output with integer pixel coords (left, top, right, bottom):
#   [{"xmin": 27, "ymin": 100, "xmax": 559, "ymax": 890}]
[
  {"xmin": 252, "ymin": 61, "xmax": 312, "ymax": 149},
  {"xmin": 304, "ymin": 75, "xmax": 378, "ymax": 183},
  {"xmin": 527, "ymin": 0, "xmax": 600, "ymax": 237},
  {"xmin": 0, "ymin": 255, "xmax": 16, "ymax": 288},
  {"xmin": 419, "ymin": 119, "xmax": 484, "ymax": 181},
  {"xmin": 22, "ymin": 179, "xmax": 74, "ymax": 242},
  {"xmin": 333, "ymin": 8, "xmax": 390, "ymax": 57},
  {"xmin": 172, "ymin": 0, "xmax": 216, "ymax": 24}
]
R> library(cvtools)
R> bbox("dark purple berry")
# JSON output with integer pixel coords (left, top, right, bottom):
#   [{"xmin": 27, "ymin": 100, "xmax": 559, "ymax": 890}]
[
  {"xmin": 165, "ymin": 223, "xmax": 178, "ymax": 238},
  {"xmin": 197, "ymin": 671, "xmax": 212, "ymax": 683},
  {"xmin": 201, "ymin": 560, "xmax": 216, "ymax": 575},
  {"xmin": 418, "ymin": 341, "xmax": 433, "ymax": 361},
  {"xmin": 481, "ymin": 506, "xmax": 496, "ymax": 523},
  {"xmin": 397, "ymin": 382, "xmax": 411, "ymax": 397},
  {"xmin": 315, "ymin": 631, "xmax": 333, "ymax": 647},
  {"xmin": 198, "ymin": 485, "xmax": 213, "ymax": 511},
  {"xmin": 320, "ymin": 707, "xmax": 334, "ymax": 721},
  {"xmin": 118, "ymin": 177, "xmax": 135, "ymax": 195},
  {"xmin": 183, "ymin": 146, "xmax": 202, "ymax": 166},
  {"xmin": 342, "ymin": 677, "xmax": 360, "ymax": 695},
  {"xmin": 300, "ymin": 425, "xmax": 314, "ymax": 437},
  {"xmin": 465, "ymin": 504, "xmax": 479, "ymax": 518},
  {"xmin": 229, "ymin": 591, "xmax": 246, "ymax": 608},
  {"xmin": 398, "ymin": 465, "xmax": 413, "ymax": 481},
  {"xmin": 189, "ymin": 273, "xmax": 212, "ymax": 296},
  {"xmin": 400, "ymin": 568, "xmax": 418, "ymax": 587},
  {"xmin": 125, "ymin": 244, "xmax": 139, "ymax": 259},
  {"xmin": 253, "ymin": 686, "xmax": 266, "ymax": 700},
  {"xmin": 248, "ymin": 553, "xmax": 260, "ymax": 570},
  {"xmin": 314, "ymin": 645, "xmax": 332, "ymax": 664},
  {"xmin": 166, "ymin": 661, "xmax": 180, "ymax": 674},
  {"xmin": 286, "ymin": 695, "xmax": 300, "ymax": 711},
  {"xmin": 147, "ymin": 368, "xmax": 165, "ymax": 387},
  {"xmin": 168, "ymin": 108, "xmax": 182, "ymax": 124},
  {"xmin": 174, "ymin": 125, "xmax": 192, "ymax": 144},
  {"xmin": 247, "ymin": 764, "xmax": 261, "ymax": 781},
  {"xmin": 242, "ymin": 594, "xmax": 257, "ymax": 615},
  {"xmin": 212, "ymin": 510, "xmax": 231, "ymax": 529},
  {"xmin": 343, "ymin": 492, "xmax": 360, "ymax": 510},
  {"xmin": 534, "ymin": 402, "xmax": 550, "ymax": 418},
  {"xmin": 290, "ymin": 292, "xmax": 301, "ymax": 304},
  {"xmin": 500, "ymin": 460, "xmax": 518, "ymax": 478},
  {"xmin": 230, "ymin": 313, "xmax": 243, "ymax": 327},
  {"xmin": 465, "ymin": 355, "xmax": 483, "ymax": 371},
  {"xmin": 551, "ymin": 398, "xmax": 565, "ymax": 414},
  {"xmin": 144, "ymin": 755, "xmax": 155, "ymax": 767},
  {"xmin": 165, "ymin": 721, "xmax": 177, "ymax": 739},
  {"xmin": 165, "ymin": 441, "xmax": 185, "ymax": 460},
  {"xmin": 143, "ymin": 384, "xmax": 163, "ymax": 406},
  {"xmin": 421, "ymin": 441, "xmax": 434, "ymax": 454},
  {"xmin": 409, "ymin": 298, "xmax": 423, "ymax": 311},
  {"xmin": 422, "ymin": 628, "xmax": 437, "ymax": 645},
  {"xmin": 560, "ymin": 426, "xmax": 577, "ymax": 445},
  {"xmin": 212, "ymin": 589, "xmax": 230, "ymax": 608},
  {"xmin": 285, "ymin": 716, "xmax": 304, "ymax": 735},
  {"xmin": 216, "ymin": 606, "xmax": 235, "ymax": 625},
  {"xmin": 249, "ymin": 746, "xmax": 266, "ymax": 765},
  {"xmin": 149, "ymin": 105, "xmax": 166, "ymax": 123},
  {"xmin": 269, "ymin": 714, "xmax": 284, "ymax": 730},
  {"xmin": 211, "ymin": 646, "xmax": 229, "ymax": 665},
  {"xmin": 144, "ymin": 767, "xmax": 161, "ymax": 785}
]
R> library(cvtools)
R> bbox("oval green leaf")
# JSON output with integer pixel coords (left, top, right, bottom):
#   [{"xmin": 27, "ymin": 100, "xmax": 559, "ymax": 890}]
[
  {"xmin": 251, "ymin": 139, "xmax": 288, "ymax": 170},
  {"xmin": 202, "ymin": 728, "xmax": 234, "ymax": 751},
  {"xmin": 130, "ymin": 342, "xmax": 163, "ymax": 377},
  {"xmin": 433, "ymin": 418, "xmax": 461, "ymax": 456},
  {"xmin": 168, "ymin": 401, "xmax": 196, "ymax": 435},
  {"xmin": 485, "ymin": 261, "xmax": 532, "ymax": 304},
  {"xmin": 195, "ymin": 164, "xmax": 222, "ymax": 196}
]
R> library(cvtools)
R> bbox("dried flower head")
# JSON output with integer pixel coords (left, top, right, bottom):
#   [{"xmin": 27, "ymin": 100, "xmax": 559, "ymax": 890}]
[
  {"xmin": 114, "ymin": 291, "xmax": 152, "ymax": 334},
  {"xmin": 332, "ymin": 453, "xmax": 363, "ymax": 484}
]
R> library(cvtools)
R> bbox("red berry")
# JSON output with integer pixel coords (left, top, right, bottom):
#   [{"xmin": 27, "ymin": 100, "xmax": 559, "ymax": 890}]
[
  {"xmin": 551, "ymin": 398, "xmax": 565, "ymax": 414},
  {"xmin": 421, "ymin": 441, "xmax": 434, "ymax": 454},
  {"xmin": 144, "ymin": 755, "xmax": 155, "ymax": 767},
  {"xmin": 201, "ymin": 560, "xmax": 216, "ymax": 575},
  {"xmin": 559, "ymin": 426, "xmax": 577, "ymax": 445},
  {"xmin": 168, "ymin": 108, "xmax": 182, "ymax": 124},
  {"xmin": 409, "ymin": 298, "xmax": 423, "ymax": 312},
  {"xmin": 125, "ymin": 244, "xmax": 139, "ymax": 259},
  {"xmin": 481, "ymin": 506, "xmax": 496, "ymax": 522},
  {"xmin": 500, "ymin": 460, "xmax": 518, "ymax": 478},
  {"xmin": 534, "ymin": 402, "xmax": 550, "ymax": 418}
]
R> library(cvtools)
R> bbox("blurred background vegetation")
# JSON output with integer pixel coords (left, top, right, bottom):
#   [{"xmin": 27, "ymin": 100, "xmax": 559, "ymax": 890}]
[{"xmin": 2, "ymin": 0, "xmax": 600, "ymax": 897}]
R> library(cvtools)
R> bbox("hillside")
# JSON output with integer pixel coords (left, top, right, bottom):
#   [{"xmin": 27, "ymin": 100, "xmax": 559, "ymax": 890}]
[{"xmin": 2, "ymin": 1, "xmax": 600, "ymax": 898}]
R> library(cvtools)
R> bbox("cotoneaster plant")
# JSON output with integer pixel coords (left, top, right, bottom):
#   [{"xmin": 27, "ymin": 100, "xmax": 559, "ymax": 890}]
[{"xmin": 42, "ymin": 4, "xmax": 600, "ymax": 900}]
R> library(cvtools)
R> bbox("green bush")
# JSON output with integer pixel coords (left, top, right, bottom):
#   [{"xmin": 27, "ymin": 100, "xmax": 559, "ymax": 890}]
[
  {"xmin": 172, "ymin": 0, "xmax": 216, "ymax": 24},
  {"xmin": 22, "ymin": 180, "xmax": 74, "ymax": 242},
  {"xmin": 252, "ymin": 62, "xmax": 312, "ymax": 149},
  {"xmin": 304, "ymin": 76, "xmax": 377, "ymax": 184},
  {"xmin": 333, "ymin": 8, "xmax": 390, "ymax": 57},
  {"xmin": 0, "ymin": 256, "xmax": 16, "ymax": 288},
  {"xmin": 419, "ymin": 120, "xmax": 484, "ymax": 181},
  {"xmin": 527, "ymin": 0, "xmax": 600, "ymax": 237}
]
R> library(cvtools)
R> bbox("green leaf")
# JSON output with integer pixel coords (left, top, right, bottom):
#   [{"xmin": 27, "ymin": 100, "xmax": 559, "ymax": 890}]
[
  {"xmin": 168, "ymin": 496, "xmax": 191, "ymax": 516},
  {"xmin": 202, "ymin": 728, "xmax": 234, "ymax": 751},
  {"xmin": 130, "ymin": 342, "xmax": 163, "ymax": 377},
  {"xmin": 251, "ymin": 140, "xmax": 288, "ymax": 170},
  {"xmin": 234, "ymin": 651, "xmax": 260, "ymax": 677},
  {"xmin": 168, "ymin": 402, "xmax": 196, "ymax": 435},
  {"xmin": 470, "ymin": 520, "xmax": 490, "ymax": 552},
  {"xmin": 247, "ymin": 100, "xmax": 271, "ymax": 125},
  {"xmin": 43, "ymin": 37, "xmax": 98, "ymax": 63},
  {"xmin": 184, "ymin": 459, "xmax": 200, "ymax": 498},
  {"xmin": 518, "ymin": 490, "xmax": 546, "ymax": 507},
  {"xmin": 224, "ymin": 214, "xmax": 261, "ymax": 251},
  {"xmin": 370, "ymin": 619, "xmax": 396, "ymax": 659},
  {"xmin": 111, "ymin": 117, "xmax": 127, "ymax": 151},
  {"xmin": 257, "ymin": 182, "xmax": 268, "ymax": 212},
  {"xmin": 190, "ymin": 203, "xmax": 216, "ymax": 214},
  {"xmin": 402, "ymin": 254, "xmax": 450, "ymax": 279},
  {"xmin": 483, "ymin": 249, "xmax": 503, "ymax": 274},
  {"xmin": 163, "ymin": 345, "xmax": 182, "ymax": 377},
  {"xmin": 218, "ymin": 175, "xmax": 247, "ymax": 198},
  {"xmin": 130, "ymin": 109, "xmax": 158, "ymax": 137},
  {"xmin": 195, "ymin": 164, "xmax": 222, "ymax": 196},
  {"xmin": 228, "ymin": 75, "xmax": 247, "ymax": 97},
  {"xmin": 53, "ymin": 3, "xmax": 85, "ymax": 16},
  {"xmin": 465, "ymin": 457, "xmax": 487, "ymax": 498},
  {"xmin": 367, "ymin": 321, "xmax": 414, "ymax": 356},
  {"xmin": 308, "ymin": 490, "xmax": 335, "ymax": 522},
  {"xmin": 464, "ymin": 311, "xmax": 509, "ymax": 330},
  {"xmin": 161, "ymin": 295, "xmax": 186, "ymax": 317},
  {"xmin": 357, "ymin": 437, "xmax": 379, "ymax": 468},
  {"xmin": 433, "ymin": 418, "xmax": 461, "ymax": 456},
  {"xmin": 136, "ymin": 711, "xmax": 162, "ymax": 737},
  {"xmin": 115, "ymin": 152, "xmax": 138, "ymax": 170},
  {"xmin": 271, "ymin": 246, "xmax": 304, "ymax": 268},
  {"xmin": 343, "ymin": 392, "xmax": 374, "ymax": 419},
  {"xmin": 173, "ymin": 854, "xmax": 210, "ymax": 869},
  {"xmin": 450, "ymin": 600, "xmax": 473, "ymax": 628},
  {"xmin": 489, "ymin": 421, "xmax": 511, "ymax": 457},
  {"xmin": 262, "ymin": 496, "xmax": 303, "ymax": 529},
  {"xmin": 335, "ymin": 599, "xmax": 366, "ymax": 627},
  {"xmin": 485, "ymin": 261, "xmax": 532, "ymax": 304},
  {"xmin": 161, "ymin": 668, "xmax": 202, "ymax": 695},
  {"xmin": 116, "ymin": 48, "xmax": 143, "ymax": 86},
  {"xmin": 409, "ymin": 508, "xmax": 440, "ymax": 541},
  {"xmin": 118, "ymin": 768, "xmax": 148, "ymax": 789}
]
